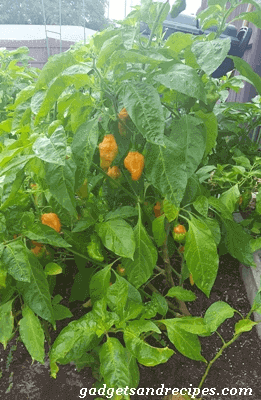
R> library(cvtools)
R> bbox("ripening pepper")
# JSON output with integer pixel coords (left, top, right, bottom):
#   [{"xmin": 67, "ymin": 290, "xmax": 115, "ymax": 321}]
[
  {"xmin": 76, "ymin": 178, "xmax": 88, "ymax": 199},
  {"xmin": 31, "ymin": 241, "xmax": 44, "ymax": 256},
  {"xmin": 99, "ymin": 134, "xmax": 118, "ymax": 170},
  {"xmin": 87, "ymin": 234, "xmax": 104, "ymax": 262},
  {"xmin": 107, "ymin": 166, "xmax": 121, "ymax": 180},
  {"xmin": 116, "ymin": 264, "xmax": 126, "ymax": 276},
  {"xmin": 118, "ymin": 107, "xmax": 128, "ymax": 119},
  {"xmin": 189, "ymin": 273, "xmax": 194, "ymax": 286},
  {"xmin": 118, "ymin": 107, "xmax": 129, "ymax": 136},
  {"xmin": 41, "ymin": 213, "xmax": 61, "ymax": 233},
  {"xmin": 124, "ymin": 151, "xmax": 145, "ymax": 181},
  {"xmin": 153, "ymin": 201, "xmax": 161, "ymax": 218},
  {"xmin": 178, "ymin": 245, "xmax": 185, "ymax": 254},
  {"xmin": 173, "ymin": 224, "xmax": 186, "ymax": 243}
]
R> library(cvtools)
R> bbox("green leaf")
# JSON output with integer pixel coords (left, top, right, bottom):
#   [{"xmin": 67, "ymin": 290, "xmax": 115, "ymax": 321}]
[
  {"xmin": 16, "ymin": 251, "xmax": 55, "ymax": 327},
  {"xmin": 34, "ymin": 64, "xmax": 94, "ymax": 124},
  {"xmin": 162, "ymin": 319, "xmax": 206, "ymax": 362},
  {"xmin": 3, "ymin": 241, "xmax": 31, "ymax": 282},
  {"xmin": 228, "ymin": 56, "xmax": 261, "ymax": 96},
  {"xmin": 96, "ymin": 34, "xmax": 123, "ymax": 69},
  {"xmin": 145, "ymin": 137, "xmax": 187, "ymax": 207},
  {"xmin": 208, "ymin": 196, "xmax": 233, "ymax": 220},
  {"xmin": 106, "ymin": 274, "xmax": 129, "ymax": 319},
  {"xmin": 105, "ymin": 206, "xmax": 138, "ymax": 221},
  {"xmin": 19, "ymin": 305, "xmax": 45, "ymax": 364},
  {"xmin": 168, "ymin": 316, "xmax": 211, "ymax": 336},
  {"xmin": 194, "ymin": 111, "xmax": 218, "ymax": 158},
  {"xmin": 166, "ymin": 287, "xmax": 196, "ymax": 302},
  {"xmin": 71, "ymin": 118, "xmax": 99, "ymax": 189},
  {"xmin": 23, "ymin": 224, "xmax": 71, "ymax": 248},
  {"xmin": 122, "ymin": 218, "xmax": 157, "ymax": 288},
  {"xmin": 49, "ymin": 312, "xmax": 98, "ymax": 378},
  {"xmin": 193, "ymin": 195, "xmax": 209, "ymax": 218},
  {"xmin": 92, "ymin": 298, "xmax": 119, "ymax": 337},
  {"xmin": 223, "ymin": 219, "xmax": 255, "ymax": 267},
  {"xmin": 45, "ymin": 158, "xmax": 77, "ymax": 218},
  {"xmin": 202, "ymin": 217, "xmax": 221, "ymax": 246},
  {"xmin": 204, "ymin": 301, "xmax": 235, "ymax": 332},
  {"xmin": 172, "ymin": 115, "xmax": 207, "ymax": 178},
  {"xmin": 152, "ymin": 214, "xmax": 166, "ymax": 247},
  {"xmin": 0, "ymin": 299, "xmax": 14, "ymax": 349},
  {"xmin": 234, "ymin": 319, "xmax": 258, "ymax": 335},
  {"xmin": 110, "ymin": 49, "xmax": 171, "ymax": 70},
  {"xmin": 32, "ymin": 126, "xmax": 66, "ymax": 166},
  {"xmin": 119, "ymin": 81, "xmax": 165, "ymax": 146},
  {"xmin": 99, "ymin": 337, "xmax": 131, "ymax": 389},
  {"xmin": 170, "ymin": 0, "xmax": 186, "ymax": 19},
  {"xmin": 184, "ymin": 216, "xmax": 219, "ymax": 297},
  {"xmin": 192, "ymin": 38, "xmax": 231, "ymax": 76},
  {"xmin": 125, "ymin": 351, "xmax": 140, "ymax": 389},
  {"xmin": 163, "ymin": 199, "xmax": 179, "ymax": 222},
  {"xmin": 250, "ymin": 237, "xmax": 261, "ymax": 253},
  {"xmin": 219, "ymin": 184, "xmax": 240, "ymax": 213},
  {"xmin": 53, "ymin": 304, "xmax": 73, "ymax": 321},
  {"xmin": 96, "ymin": 219, "xmax": 135, "ymax": 260},
  {"xmin": 165, "ymin": 32, "xmax": 193, "ymax": 55},
  {"xmin": 154, "ymin": 63, "xmax": 207, "ymax": 104},
  {"xmin": 89, "ymin": 264, "xmax": 111, "ymax": 304},
  {"xmin": 44, "ymin": 263, "xmax": 62, "ymax": 276},
  {"xmin": 124, "ymin": 321, "xmax": 173, "ymax": 366},
  {"xmin": 35, "ymin": 51, "xmax": 76, "ymax": 91},
  {"xmin": 151, "ymin": 292, "xmax": 168, "ymax": 316}
]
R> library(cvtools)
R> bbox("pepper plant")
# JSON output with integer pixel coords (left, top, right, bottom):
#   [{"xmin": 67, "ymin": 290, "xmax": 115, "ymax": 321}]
[{"xmin": 1, "ymin": 0, "xmax": 261, "ymax": 399}]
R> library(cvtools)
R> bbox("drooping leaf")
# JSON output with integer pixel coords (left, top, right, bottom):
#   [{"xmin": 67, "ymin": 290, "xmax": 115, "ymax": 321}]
[
  {"xmin": 184, "ymin": 216, "xmax": 219, "ymax": 297},
  {"xmin": 96, "ymin": 219, "xmax": 135, "ymax": 260},
  {"xmin": 19, "ymin": 306, "xmax": 45, "ymax": 364},
  {"xmin": 122, "ymin": 218, "xmax": 157, "ymax": 288}
]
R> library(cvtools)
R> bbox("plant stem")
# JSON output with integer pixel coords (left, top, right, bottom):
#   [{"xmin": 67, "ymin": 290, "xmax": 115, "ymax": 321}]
[
  {"xmin": 197, "ymin": 333, "xmax": 241, "ymax": 391},
  {"xmin": 146, "ymin": 0, "xmax": 169, "ymax": 49},
  {"xmin": 161, "ymin": 223, "xmax": 191, "ymax": 316},
  {"xmin": 92, "ymin": 161, "xmax": 138, "ymax": 202}
]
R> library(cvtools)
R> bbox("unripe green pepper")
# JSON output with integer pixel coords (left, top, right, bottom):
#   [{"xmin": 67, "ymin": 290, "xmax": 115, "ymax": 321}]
[{"xmin": 87, "ymin": 234, "xmax": 104, "ymax": 262}]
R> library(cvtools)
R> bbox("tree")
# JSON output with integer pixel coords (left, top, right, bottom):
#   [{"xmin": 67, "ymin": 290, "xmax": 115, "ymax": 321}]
[{"xmin": 0, "ymin": 0, "xmax": 110, "ymax": 31}]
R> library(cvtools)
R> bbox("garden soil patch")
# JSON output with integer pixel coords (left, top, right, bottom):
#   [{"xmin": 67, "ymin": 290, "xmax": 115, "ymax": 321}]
[{"xmin": 1, "ymin": 254, "xmax": 261, "ymax": 400}]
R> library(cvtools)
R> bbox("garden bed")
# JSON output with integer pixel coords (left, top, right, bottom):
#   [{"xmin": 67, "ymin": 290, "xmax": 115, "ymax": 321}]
[{"xmin": 1, "ymin": 253, "xmax": 261, "ymax": 400}]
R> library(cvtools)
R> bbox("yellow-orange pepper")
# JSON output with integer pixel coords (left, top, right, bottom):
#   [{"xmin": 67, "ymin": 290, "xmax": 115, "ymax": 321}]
[
  {"xmin": 99, "ymin": 134, "xmax": 118, "ymax": 170},
  {"xmin": 124, "ymin": 151, "xmax": 144, "ymax": 181},
  {"xmin": 107, "ymin": 166, "xmax": 121, "ymax": 180},
  {"xmin": 41, "ymin": 213, "xmax": 61, "ymax": 233},
  {"xmin": 153, "ymin": 201, "xmax": 161, "ymax": 218},
  {"xmin": 118, "ymin": 107, "xmax": 129, "ymax": 136},
  {"xmin": 31, "ymin": 241, "xmax": 44, "ymax": 255}
]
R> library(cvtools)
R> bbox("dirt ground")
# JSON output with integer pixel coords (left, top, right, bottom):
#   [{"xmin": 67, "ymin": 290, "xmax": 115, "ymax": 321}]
[{"xmin": 1, "ymin": 254, "xmax": 261, "ymax": 400}]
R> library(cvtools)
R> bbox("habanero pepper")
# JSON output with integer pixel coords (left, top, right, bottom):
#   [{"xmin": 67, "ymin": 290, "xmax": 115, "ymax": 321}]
[
  {"xmin": 172, "ymin": 223, "xmax": 187, "ymax": 243},
  {"xmin": 99, "ymin": 134, "xmax": 118, "ymax": 170},
  {"xmin": 118, "ymin": 107, "xmax": 129, "ymax": 136},
  {"xmin": 41, "ymin": 213, "xmax": 61, "ymax": 233},
  {"xmin": 124, "ymin": 151, "xmax": 145, "ymax": 181},
  {"xmin": 87, "ymin": 234, "xmax": 104, "ymax": 262}
]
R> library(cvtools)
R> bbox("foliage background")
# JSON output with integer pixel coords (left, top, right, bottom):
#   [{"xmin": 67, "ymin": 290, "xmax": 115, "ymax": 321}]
[{"xmin": 0, "ymin": 0, "xmax": 109, "ymax": 31}]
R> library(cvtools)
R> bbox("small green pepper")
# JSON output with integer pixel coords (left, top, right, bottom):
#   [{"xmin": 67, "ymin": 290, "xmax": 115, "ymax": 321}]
[{"xmin": 87, "ymin": 234, "xmax": 104, "ymax": 262}]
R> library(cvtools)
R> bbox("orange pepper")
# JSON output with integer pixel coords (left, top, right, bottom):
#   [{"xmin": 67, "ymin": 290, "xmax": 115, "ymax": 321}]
[
  {"xmin": 153, "ymin": 202, "xmax": 161, "ymax": 218},
  {"xmin": 107, "ymin": 166, "xmax": 121, "ymax": 179},
  {"xmin": 99, "ymin": 134, "xmax": 118, "ymax": 170},
  {"xmin": 124, "ymin": 151, "xmax": 145, "ymax": 181},
  {"xmin": 41, "ymin": 213, "xmax": 61, "ymax": 233}
]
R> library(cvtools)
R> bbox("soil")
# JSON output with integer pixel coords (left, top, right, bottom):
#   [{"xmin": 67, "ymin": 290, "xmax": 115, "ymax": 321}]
[{"xmin": 1, "ymin": 253, "xmax": 261, "ymax": 400}]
